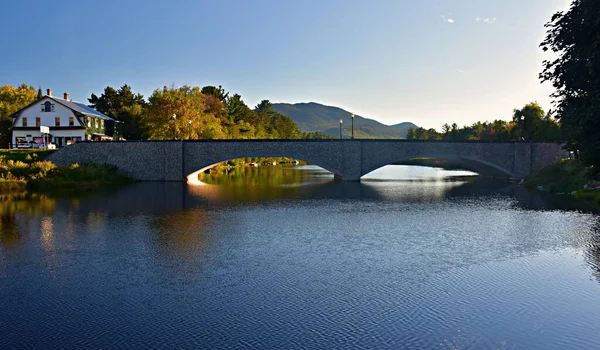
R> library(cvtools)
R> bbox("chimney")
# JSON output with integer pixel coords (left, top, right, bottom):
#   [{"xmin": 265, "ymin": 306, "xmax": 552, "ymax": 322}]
[
  {"xmin": 47, "ymin": 88, "xmax": 52, "ymax": 96},
  {"xmin": 64, "ymin": 92, "xmax": 70, "ymax": 101}
]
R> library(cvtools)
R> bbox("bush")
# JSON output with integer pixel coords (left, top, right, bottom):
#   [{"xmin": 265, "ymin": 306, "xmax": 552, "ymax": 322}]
[
  {"xmin": 524, "ymin": 160, "xmax": 591, "ymax": 193},
  {"xmin": 0, "ymin": 154, "xmax": 130, "ymax": 193}
]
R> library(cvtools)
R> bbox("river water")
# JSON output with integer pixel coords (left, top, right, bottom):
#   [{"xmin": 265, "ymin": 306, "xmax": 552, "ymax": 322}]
[{"xmin": 1, "ymin": 165, "xmax": 600, "ymax": 349}]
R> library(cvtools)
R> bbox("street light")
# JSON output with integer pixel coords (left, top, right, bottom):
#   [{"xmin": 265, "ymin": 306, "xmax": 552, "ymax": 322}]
[
  {"xmin": 520, "ymin": 115, "xmax": 526, "ymax": 140},
  {"xmin": 188, "ymin": 119, "xmax": 192, "ymax": 140},
  {"xmin": 171, "ymin": 114, "xmax": 177, "ymax": 140},
  {"xmin": 339, "ymin": 118, "xmax": 343, "ymax": 139},
  {"xmin": 351, "ymin": 113, "xmax": 355, "ymax": 139}
]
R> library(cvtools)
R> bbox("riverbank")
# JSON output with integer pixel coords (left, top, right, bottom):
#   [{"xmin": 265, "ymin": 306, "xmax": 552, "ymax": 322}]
[
  {"xmin": 0, "ymin": 149, "xmax": 132, "ymax": 194},
  {"xmin": 524, "ymin": 160, "xmax": 600, "ymax": 205}
]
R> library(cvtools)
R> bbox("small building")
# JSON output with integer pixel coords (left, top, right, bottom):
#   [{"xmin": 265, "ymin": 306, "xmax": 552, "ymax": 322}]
[{"xmin": 9, "ymin": 89, "xmax": 122, "ymax": 148}]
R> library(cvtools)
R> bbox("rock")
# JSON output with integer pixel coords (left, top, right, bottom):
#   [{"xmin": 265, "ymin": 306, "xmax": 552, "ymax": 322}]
[
  {"xmin": 571, "ymin": 191, "xmax": 577, "ymax": 196},
  {"xmin": 537, "ymin": 185, "xmax": 545, "ymax": 192},
  {"xmin": 584, "ymin": 184, "xmax": 589, "ymax": 190}
]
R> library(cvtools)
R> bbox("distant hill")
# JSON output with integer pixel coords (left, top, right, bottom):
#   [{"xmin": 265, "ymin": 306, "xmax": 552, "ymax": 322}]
[{"xmin": 272, "ymin": 102, "xmax": 417, "ymax": 138}]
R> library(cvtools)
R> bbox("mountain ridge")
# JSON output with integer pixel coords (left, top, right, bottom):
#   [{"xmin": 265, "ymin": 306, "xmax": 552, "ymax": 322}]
[{"xmin": 272, "ymin": 102, "xmax": 417, "ymax": 138}]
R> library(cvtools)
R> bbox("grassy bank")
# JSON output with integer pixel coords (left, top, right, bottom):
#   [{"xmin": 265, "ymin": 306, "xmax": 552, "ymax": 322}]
[
  {"xmin": 0, "ymin": 149, "xmax": 56, "ymax": 162},
  {"xmin": 524, "ymin": 160, "xmax": 600, "ymax": 205},
  {"xmin": 0, "ymin": 149, "xmax": 132, "ymax": 194}
]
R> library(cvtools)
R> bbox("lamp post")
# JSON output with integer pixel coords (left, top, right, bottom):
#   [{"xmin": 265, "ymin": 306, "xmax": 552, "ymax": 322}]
[
  {"xmin": 171, "ymin": 114, "xmax": 177, "ymax": 140},
  {"xmin": 188, "ymin": 119, "xmax": 192, "ymax": 140},
  {"xmin": 520, "ymin": 115, "xmax": 526, "ymax": 140},
  {"xmin": 351, "ymin": 113, "xmax": 355, "ymax": 139},
  {"xmin": 339, "ymin": 118, "xmax": 343, "ymax": 139}
]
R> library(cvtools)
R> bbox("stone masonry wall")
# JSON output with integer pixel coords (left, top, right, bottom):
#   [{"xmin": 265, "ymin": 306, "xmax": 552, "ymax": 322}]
[{"xmin": 47, "ymin": 140, "xmax": 567, "ymax": 182}]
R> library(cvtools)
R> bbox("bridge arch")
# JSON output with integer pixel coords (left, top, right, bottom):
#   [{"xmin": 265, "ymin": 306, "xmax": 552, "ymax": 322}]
[
  {"xmin": 184, "ymin": 155, "xmax": 341, "ymax": 181},
  {"xmin": 361, "ymin": 153, "xmax": 516, "ymax": 179},
  {"xmin": 182, "ymin": 141, "xmax": 349, "ymax": 180}
]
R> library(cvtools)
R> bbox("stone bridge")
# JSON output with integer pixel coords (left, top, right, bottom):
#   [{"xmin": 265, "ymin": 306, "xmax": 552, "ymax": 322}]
[{"xmin": 47, "ymin": 140, "xmax": 567, "ymax": 181}]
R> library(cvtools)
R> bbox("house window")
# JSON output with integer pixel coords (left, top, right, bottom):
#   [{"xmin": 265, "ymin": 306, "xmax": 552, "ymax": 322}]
[
  {"xmin": 55, "ymin": 117, "xmax": 60, "ymax": 126},
  {"xmin": 69, "ymin": 117, "xmax": 74, "ymax": 126},
  {"xmin": 42, "ymin": 101, "xmax": 54, "ymax": 112},
  {"xmin": 22, "ymin": 117, "xmax": 27, "ymax": 127},
  {"xmin": 36, "ymin": 117, "xmax": 41, "ymax": 127}
]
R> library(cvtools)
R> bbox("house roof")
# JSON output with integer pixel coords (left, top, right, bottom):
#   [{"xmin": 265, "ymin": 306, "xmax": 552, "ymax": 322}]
[
  {"xmin": 48, "ymin": 96, "xmax": 114, "ymax": 120},
  {"xmin": 9, "ymin": 95, "xmax": 115, "ymax": 121}
]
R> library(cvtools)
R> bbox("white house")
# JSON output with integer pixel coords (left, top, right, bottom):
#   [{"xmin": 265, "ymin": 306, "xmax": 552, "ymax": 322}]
[{"xmin": 9, "ymin": 89, "xmax": 120, "ymax": 148}]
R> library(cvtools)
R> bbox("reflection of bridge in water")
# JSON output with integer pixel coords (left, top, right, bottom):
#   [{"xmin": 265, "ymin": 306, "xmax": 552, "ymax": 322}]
[
  {"xmin": 45, "ymin": 180, "xmax": 599, "ymax": 216},
  {"xmin": 48, "ymin": 140, "xmax": 567, "ymax": 181}
]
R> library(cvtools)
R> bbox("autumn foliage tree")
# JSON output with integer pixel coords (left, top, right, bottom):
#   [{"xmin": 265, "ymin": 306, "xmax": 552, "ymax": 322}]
[
  {"xmin": 0, "ymin": 84, "xmax": 37, "ymax": 146},
  {"xmin": 142, "ymin": 85, "xmax": 227, "ymax": 140}
]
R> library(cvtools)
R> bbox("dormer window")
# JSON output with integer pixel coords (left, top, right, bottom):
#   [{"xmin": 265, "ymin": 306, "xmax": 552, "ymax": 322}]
[{"xmin": 41, "ymin": 101, "xmax": 54, "ymax": 112}]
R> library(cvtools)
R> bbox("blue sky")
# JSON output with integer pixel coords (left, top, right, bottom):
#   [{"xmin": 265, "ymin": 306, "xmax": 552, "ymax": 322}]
[{"xmin": 0, "ymin": 0, "xmax": 570, "ymax": 129}]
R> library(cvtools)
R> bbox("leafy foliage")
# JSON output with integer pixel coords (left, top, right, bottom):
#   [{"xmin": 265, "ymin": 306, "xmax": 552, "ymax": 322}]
[
  {"xmin": 0, "ymin": 84, "xmax": 37, "ymax": 147},
  {"xmin": 142, "ymin": 85, "xmax": 227, "ymax": 140},
  {"xmin": 88, "ymin": 84, "xmax": 146, "ymax": 140},
  {"xmin": 524, "ymin": 159, "xmax": 599, "ymax": 198},
  {"xmin": 201, "ymin": 85, "xmax": 229, "ymax": 103},
  {"xmin": 0, "ymin": 150, "xmax": 130, "ymax": 192},
  {"xmin": 137, "ymin": 86, "xmax": 305, "ymax": 140},
  {"xmin": 540, "ymin": 0, "xmax": 600, "ymax": 167},
  {"xmin": 406, "ymin": 102, "xmax": 561, "ymax": 142}
]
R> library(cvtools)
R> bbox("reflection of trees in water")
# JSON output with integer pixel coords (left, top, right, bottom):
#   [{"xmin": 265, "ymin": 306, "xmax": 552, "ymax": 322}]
[
  {"xmin": 201, "ymin": 165, "xmax": 313, "ymax": 186},
  {"xmin": 195, "ymin": 165, "xmax": 333, "ymax": 203},
  {"xmin": 0, "ymin": 214, "xmax": 19, "ymax": 245},
  {"xmin": 148, "ymin": 209, "xmax": 214, "ymax": 266},
  {"xmin": 0, "ymin": 193, "xmax": 57, "ymax": 216},
  {"xmin": 0, "ymin": 194, "xmax": 58, "ymax": 245},
  {"xmin": 585, "ymin": 218, "xmax": 600, "ymax": 282}
]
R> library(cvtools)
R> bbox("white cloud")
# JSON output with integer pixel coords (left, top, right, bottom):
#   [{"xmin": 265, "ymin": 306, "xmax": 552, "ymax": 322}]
[
  {"xmin": 457, "ymin": 69, "xmax": 466, "ymax": 74},
  {"xmin": 441, "ymin": 15, "xmax": 455, "ymax": 24},
  {"xmin": 476, "ymin": 17, "xmax": 497, "ymax": 24}
]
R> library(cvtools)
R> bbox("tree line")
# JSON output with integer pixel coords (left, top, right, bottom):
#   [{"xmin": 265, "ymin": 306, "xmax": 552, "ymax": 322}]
[
  {"xmin": 405, "ymin": 102, "xmax": 561, "ymax": 142},
  {"xmin": 88, "ymin": 84, "xmax": 320, "ymax": 141},
  {"xmin": 0, "ymin": 83, "xmax": 333, "ymax": 145}
]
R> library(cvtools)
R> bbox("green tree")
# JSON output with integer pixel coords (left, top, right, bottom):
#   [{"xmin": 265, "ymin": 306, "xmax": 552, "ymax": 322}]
[
  {"xmin": 201, "ymin": 85, "xmax": 229, "ymax": 103},
  {"xmin": 254, "ymin": 100, "xmax": 273, "ymax": 114},
  {"xmin": 512, "ymin": 102, "xmax": 545, "ymax": 140},
  {"xmin": 540, "ymin": 0, "xmax": 600, "ymax": 166},
  {"xmin": 88, "ymin": 84, "xmax": 147, "ymax": 140},
  {"xmin": 226, "ymin": 94, "xmax": 252, "ymax": 124},
  {"xmin": 37, "ymin": 87, "xmax": 43, "ymax": 99},
  {"xmin": 270, "ymin": 113, "xmax": 303, "ymax": 139},
  {"xmin": 0, "ymin": 84, "xmax": 37, "ymax": 147},
  {"xmin": 441, "ymin": 123, "xmax": 451, "ymax": 139},
  {"xmin": 511, "ymin": 102, "xmax": 560, "ymax": 142},
  {"xmin": 450, "ymin": 123, "xmax": 458, "ymax": 140},
  {"xmin": 304, "ymin": 131, "xmax": 336, "ymax": 139}
]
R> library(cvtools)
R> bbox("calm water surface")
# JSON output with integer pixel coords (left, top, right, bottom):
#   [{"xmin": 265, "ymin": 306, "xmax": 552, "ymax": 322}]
[{"xmin": 1, "ymin": 165, "xmax": 600, "ymax": 349}]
